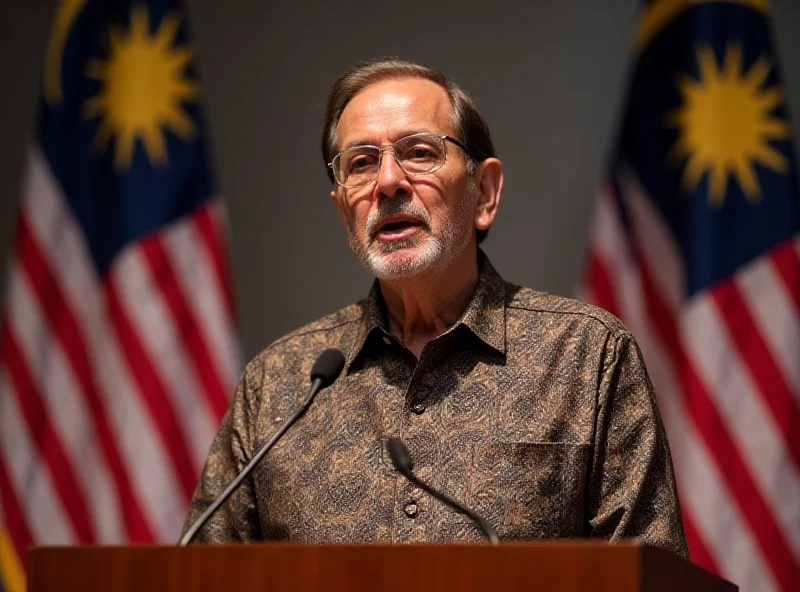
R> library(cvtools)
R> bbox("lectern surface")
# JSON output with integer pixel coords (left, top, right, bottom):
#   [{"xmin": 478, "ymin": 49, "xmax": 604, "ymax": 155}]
[{"xmin": 28, "ymin": 542, "xmax": 737, "ymax": 592}]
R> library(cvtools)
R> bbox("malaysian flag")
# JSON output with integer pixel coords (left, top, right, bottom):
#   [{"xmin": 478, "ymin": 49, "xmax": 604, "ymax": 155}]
[
  {"xmin": 579, "ymin": 1, "xmax": 799, "ymax": 590},
  {"xmin": 0, "ymin": 1, "xmax": 240, "ymax": 589}
]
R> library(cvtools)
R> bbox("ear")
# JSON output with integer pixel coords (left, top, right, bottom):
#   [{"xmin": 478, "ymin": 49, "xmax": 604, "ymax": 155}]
[
  {"xmin": 329, "ymin": 187, "xmax": 349, "ymax": 228},
  {"xmin": 473, "ymin": 158, "xmax": 504, "ymax": 233}
]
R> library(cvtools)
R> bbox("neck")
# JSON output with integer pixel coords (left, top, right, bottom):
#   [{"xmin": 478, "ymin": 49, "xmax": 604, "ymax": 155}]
[{"xmin": 379, "ymin": 247, "xmax": 479, "ymax": 358}]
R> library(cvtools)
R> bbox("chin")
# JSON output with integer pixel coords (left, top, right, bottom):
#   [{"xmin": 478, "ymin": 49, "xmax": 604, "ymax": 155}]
[{"xmin": 363, "ymin": 239, "xmax": 445, "ymax": 280}]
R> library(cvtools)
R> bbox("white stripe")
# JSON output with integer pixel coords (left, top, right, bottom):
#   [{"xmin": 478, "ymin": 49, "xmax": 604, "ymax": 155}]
[
  {"xmin": 588, "ymin": 187, "xmax": 776, "ymax": 591},
  {"xmin": 21, "ymin": 147, "xmax": 186, "ymax": 541},
  {"xmin": 5, "ymin": 263, "xmax": 124, "ymax": 543},
  {"xmin": 164, "ymin": 205, "xmax": 239, "ymax": 402},
  {"xmin": 737, "ymin": 252, "xmax": 800, "ymax": 404},
  {"xmin": 111, "ymin": 245, "xmax": 215, "ymax": 471},
  {"xmin": 682, "ymin": 295, "xmax": 800, "ymax": 562},
  {"xmin": 0, "ymin": 370, "xmax": 73, "ymax": 545},
  {"xmin": 617, "ymin": 165, "xmax": 685, "ymax": 311}
]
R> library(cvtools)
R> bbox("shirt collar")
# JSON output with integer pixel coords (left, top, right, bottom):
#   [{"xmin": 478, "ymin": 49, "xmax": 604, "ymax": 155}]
[
  {"xmin": 458, "ymin": 251, "xmax": 507, "ymax": 354},
  {"xmin": 346, "ymin": 250, "xmax": 507, "ymax": 370}
]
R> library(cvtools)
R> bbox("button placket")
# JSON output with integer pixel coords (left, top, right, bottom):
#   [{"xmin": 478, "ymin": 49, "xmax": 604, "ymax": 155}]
[
  {"xmin": 393, "ymin": 463, "xmax": 429, "ymax": 540},
  {"xmin": 407, "ymin": 380, "xmax": 431, "ymax": 418},
  {"xmin": 394, "ymin": 368, "xmax": 437, "ymax": 540},
  {"xmin": 395, "ymin": 491, "xmax": 427, "ymax": 540},
  {"xmin": 403, "ymin": 501, "xmax": 418, "ymax": 518}
]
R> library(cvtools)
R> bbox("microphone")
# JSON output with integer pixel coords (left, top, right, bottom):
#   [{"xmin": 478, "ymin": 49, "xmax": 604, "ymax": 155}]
[
  {"xmin": 387, "ymin": 437, "xmax": 500, "ymax": 545},
  {"xmin": 179, "ymin": 348, "xmax": 346, "ymax": 546}
]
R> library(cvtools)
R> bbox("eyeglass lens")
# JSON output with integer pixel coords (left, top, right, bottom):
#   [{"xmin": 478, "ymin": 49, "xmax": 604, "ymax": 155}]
[{"xmin": 333, "ymin": 134, "xmax": 446, "ymax": 187}]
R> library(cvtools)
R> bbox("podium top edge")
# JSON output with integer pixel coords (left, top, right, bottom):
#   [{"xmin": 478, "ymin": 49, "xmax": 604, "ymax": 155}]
[{"xmin": 30, "ymin": 540, "xmax": 648, "ymax": 551}]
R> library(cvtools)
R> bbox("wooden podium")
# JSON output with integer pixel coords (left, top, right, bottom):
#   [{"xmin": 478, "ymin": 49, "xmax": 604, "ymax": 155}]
[{"xmin": 29, "ymin": 542, "xmax": 737, "ymax": 591}]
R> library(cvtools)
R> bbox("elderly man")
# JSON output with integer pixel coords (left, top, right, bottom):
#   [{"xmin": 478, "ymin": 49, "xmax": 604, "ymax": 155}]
[{"xmin": 183, "ymin": 58, "xmax": 688, "ymax": 557}]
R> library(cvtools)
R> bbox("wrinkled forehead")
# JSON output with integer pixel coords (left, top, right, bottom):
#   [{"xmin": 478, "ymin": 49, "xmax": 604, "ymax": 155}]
[{"xmin": 336, "ymin": 78, "xmax": 455, "ymax": 148}]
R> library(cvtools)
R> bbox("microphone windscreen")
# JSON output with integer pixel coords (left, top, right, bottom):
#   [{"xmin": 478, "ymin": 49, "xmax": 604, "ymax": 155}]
[
  {"xmin": 387, "ymin": 437, "xmax": 414, "ymax": 474},
  {"xmin": 310, "ymin": 348, "xmax": 346, "ymax": 387}
]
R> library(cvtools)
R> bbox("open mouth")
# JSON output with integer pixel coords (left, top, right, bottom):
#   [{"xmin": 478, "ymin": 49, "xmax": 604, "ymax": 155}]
[{"xmin": 375, "ymin": 217, "xmax": 425, "ymax": 240}]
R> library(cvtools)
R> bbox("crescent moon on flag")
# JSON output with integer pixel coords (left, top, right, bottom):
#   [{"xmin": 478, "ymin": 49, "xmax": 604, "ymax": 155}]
[
  {"xmin": 44, "ymin": 0, "xmax": 88, "ymax": 106},
  {"xmin": 635, "ymin": 0, "xmax": 770, "ymax": 55}
]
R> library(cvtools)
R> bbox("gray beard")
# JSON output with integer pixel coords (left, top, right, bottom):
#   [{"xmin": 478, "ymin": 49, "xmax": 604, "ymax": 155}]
[{"xmin": 348, "ymin": 183, "xmax": 478, "ymax": 280}]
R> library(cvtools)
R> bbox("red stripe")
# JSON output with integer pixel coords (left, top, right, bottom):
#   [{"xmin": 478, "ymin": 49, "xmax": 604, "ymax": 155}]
[
  {"xmin": 712, "ymin": 277, "xmax": 800, "ymax": 472},
  {"xmin": 585, "ymin": 249, "xmax": 621, "ymax": 318},
  {"xmin": 680, "ymin": 504, "xmax": 720, "ymax": 575},
  {"xmin": 637, "ymin": 255, "xmax": 800, "ymax": 590},
  {"xmin": 0, "ymin": 452, "xmax": 33, "ymax": 571},
  {"xmin": 16, "ymin": 216, "xmax": 155, "ymax": 542},
  {"xmin": 770, "ymin": 239, "xmax": 800, "ymax": 315},
  {"xmin": 138, "ymin": 236, "xmax": 229, "ymax": 422},
  {"xmin": 103, "ymin": 276, "xmax": 197, "ymax": 502},
  {"xmin": 193, "ymin": 204, "xmax": 237, "ymax": 324},
  {"xmin": 0, "ymin": 322, "xmax": 94, "ymax": 543}
]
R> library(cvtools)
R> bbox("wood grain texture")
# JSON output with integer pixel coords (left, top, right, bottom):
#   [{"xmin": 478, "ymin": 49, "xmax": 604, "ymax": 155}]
[{"xmin": 28, "ymin": 542, "xmax": 737, "ymax": 591}]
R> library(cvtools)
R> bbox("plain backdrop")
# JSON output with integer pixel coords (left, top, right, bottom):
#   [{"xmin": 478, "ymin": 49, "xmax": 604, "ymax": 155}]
[{"xmin": 1, "ymin": 0, "xmax": 799, "ymax": 364}]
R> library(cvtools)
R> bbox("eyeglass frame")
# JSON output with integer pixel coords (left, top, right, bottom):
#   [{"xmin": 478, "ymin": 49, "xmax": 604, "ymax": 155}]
[{"xmin": 327, "ymin": 132, "xmax": 473, "ymax": 189}]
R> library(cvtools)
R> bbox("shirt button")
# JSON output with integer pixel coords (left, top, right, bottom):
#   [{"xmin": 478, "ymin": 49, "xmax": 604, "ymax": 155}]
[
  {"xmin": 412, "ymin": 403, "xmax": 426, "ymax": 415},
  {"xmin": 404, "ymin": 502, "xmax": 418, "ymax": 518},
  {"xmin": 382, "ymin": 336, "xmax": 392, "ymax": 346}
]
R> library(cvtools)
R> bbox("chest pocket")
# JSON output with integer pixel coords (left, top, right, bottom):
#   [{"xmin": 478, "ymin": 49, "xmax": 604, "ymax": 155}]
[{"xmin": 468, "ymin": 442, "xmax": 591, "ymax": 540}]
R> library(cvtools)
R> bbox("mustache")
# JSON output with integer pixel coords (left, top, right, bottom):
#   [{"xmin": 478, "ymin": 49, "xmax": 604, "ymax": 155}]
[{"xmin": 365, "ymin": 201, "xmax": 431, "ymax": 238}]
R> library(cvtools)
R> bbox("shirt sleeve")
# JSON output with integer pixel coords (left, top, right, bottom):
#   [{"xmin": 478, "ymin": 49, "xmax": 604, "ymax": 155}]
[
  {"xmin": 587, "ymin": 331, "xmax": 689, "ymax": 558},
  {"xmin": 180, "ymin": 359, "xmax": 263, "ymax": 543}
]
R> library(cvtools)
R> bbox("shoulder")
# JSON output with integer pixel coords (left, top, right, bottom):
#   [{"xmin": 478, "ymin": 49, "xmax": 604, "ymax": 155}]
[
  {"xmin": 268, "ymin": 301, "xmax": 366, "ymax": 350},
  {"xmin": 505, "ymin": 282, "xmax": 631, "ymax": 341},
  {"xmin": 240, "ymin": 300, "xmax": 366, "ymax": 387}
]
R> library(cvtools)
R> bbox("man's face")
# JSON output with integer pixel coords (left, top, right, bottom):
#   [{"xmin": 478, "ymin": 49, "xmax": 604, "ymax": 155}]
[{"xmin": 330, "ymin": 78, "xmax": 478, "ymax": 280}]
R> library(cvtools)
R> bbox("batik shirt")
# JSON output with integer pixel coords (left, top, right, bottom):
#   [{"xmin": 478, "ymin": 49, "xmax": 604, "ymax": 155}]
[{"xmin": 183, "ymin": 253, "xmax": 689, "ymax": 558}]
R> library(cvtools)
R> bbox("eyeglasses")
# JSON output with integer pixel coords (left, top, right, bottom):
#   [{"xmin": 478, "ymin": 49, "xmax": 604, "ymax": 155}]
[{"xmin": 328, "ymin": 132, "xmax": 470, "ymax": 188}]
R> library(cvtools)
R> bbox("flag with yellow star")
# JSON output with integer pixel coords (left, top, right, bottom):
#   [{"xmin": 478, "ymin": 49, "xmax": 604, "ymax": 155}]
[
  {"xmin": 579, "ymin": 1, "xmax": 799, "ymax": 590},
  {"xmin": 0, "ymin": 1, "xmax": 241, "ymax": 590}
]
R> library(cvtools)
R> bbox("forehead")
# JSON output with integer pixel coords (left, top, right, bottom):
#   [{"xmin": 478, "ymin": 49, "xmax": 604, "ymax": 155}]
[{"xmin": 337, "ymin": 77, "xmax": 454, "ymax": 146}]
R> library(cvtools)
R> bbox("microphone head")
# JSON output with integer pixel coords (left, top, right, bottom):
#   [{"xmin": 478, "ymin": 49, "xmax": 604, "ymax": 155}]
[
  {"xmin": 387, "ymin": 437, "xmax": 414, "ymax": 475},
  {"xmin": 310, "ymin": 348, "xmax": 346, "ymax": 387}
]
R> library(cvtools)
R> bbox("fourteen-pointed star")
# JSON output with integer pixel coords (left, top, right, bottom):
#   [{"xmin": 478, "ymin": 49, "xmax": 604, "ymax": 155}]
[
  {"xmin": 84, "ymin": 4, "xmax": 200, "ymax": 170},
  {"xmin": 665, "ymin": 42, "xmax": 791, "ymax": 206}
]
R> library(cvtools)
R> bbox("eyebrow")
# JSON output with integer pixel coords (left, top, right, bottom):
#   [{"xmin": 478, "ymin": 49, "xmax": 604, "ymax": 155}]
[{"xmin": 341, "ymin": 130, "xmax": 432, "ymax": 151}]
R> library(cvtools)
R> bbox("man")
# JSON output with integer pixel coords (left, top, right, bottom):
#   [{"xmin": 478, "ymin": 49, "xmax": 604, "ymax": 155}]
[{"xmin": 183, "ymin": 58, "xmax": 689, "ymax": 557}]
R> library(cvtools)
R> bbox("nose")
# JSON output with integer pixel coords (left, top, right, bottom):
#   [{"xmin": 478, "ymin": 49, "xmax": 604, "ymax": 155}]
[{"xmin": 373, "ymin": 150, "xmax": 411, "ymax": 200}]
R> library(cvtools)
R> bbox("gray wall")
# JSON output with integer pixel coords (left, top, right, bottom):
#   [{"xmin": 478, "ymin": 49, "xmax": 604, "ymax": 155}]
[{"xmin": 2, "ymin": 0, "xmax": 799, "ymax": 362}]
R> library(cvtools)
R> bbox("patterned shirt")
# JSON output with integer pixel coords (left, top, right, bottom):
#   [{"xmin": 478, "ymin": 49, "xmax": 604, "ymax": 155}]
[{"xmin": 183, "ymin": 252, "xmax": 689, "ymax": 557}]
